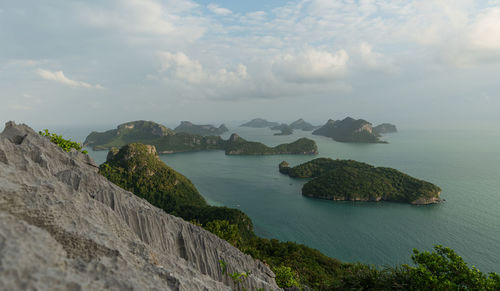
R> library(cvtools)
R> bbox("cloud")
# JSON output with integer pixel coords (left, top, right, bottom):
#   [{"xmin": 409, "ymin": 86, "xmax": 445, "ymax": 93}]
[
  {"xmin": 37, "ymin": 69, "xmax": 103, "ymax": 89},
  {"xmin": 207, "ymin": 4, "xmax": 232, "ymax": 16},
  {"xmin": 80, "ymin": 0, "xmax": 205, "ymax": 40},
  {"xmin": 272, "ymin": 49, "xmax": 349, "ymax": 83},
  {"xmin": 357, "ymin": 43, "xmax": 397, "ymax": 73},
  {"xmin": 158, "ymin": 52, "xmax": 247, "ymax": 85}
]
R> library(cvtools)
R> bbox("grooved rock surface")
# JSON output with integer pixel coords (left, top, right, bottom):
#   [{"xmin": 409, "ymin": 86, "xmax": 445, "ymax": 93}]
[{"xmin": 0, "ymin": 121, "xmax": 280, "ymax": 291}]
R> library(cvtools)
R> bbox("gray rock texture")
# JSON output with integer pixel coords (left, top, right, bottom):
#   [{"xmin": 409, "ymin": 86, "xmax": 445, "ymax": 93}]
[{"xmin": 0, "ymin": 121, "xmax": 280, "ymax": 291}]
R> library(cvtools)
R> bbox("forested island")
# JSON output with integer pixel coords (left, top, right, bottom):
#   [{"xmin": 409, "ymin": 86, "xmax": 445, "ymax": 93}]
[
  {"xmin": 84, "ymin": 120, "xmax": 317, "ymax": 155},
  {"xmin": 225, "ymin": 133, "xmax": 317, "ymax": 155},
  {"xmin": 270, "ymin": 123, "xmax": 293, "ymax": 135},
  {"xmin": 289, "ymin": 118, "xmax": 319, "ymax": 131},
  {"xmin": 313, "ymin": 117, "xmax": 397, "ymax": 143},
  {"xmin": 279, "ymin": 158, "xmax": 441, "ymax": 205},
  {"xmin": 240, "ymin": 118, "xmax": 279, "ymax": 128},
  {"xmin": 174, "ymin": 121, "xmax": 228, "ymax": 136}
]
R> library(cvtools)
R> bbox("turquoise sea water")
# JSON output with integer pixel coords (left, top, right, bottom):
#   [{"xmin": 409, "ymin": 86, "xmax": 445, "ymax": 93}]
[{"xmin": 74, "ymin": 126, "xmax": 500, "ymax": 272}]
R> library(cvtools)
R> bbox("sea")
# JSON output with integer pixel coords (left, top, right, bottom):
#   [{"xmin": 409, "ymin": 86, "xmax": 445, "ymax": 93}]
[{"xmin": 59, "ymin": 125, "xmax": 500, "ymax": 273}]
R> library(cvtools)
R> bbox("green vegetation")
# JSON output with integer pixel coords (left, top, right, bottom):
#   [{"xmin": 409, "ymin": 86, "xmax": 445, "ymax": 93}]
[
  {"xmin": 85, "ymin": 121, "xmax": 316, "ymax": 156},
  {"xmin": 313, "ymin": 117, "xmax": 385, "ymax": 143},
  {"xmin": 99, "ymin": 143, "xmax": 254, "ymax": 238},
  {"xmin": 225, "ymin": 134, "xmax": 318, "ymax": 155},
  {"xmin": 271, "ymin": 123, "xmax": 293, "ymax": 136},
  {"xmin": 99, "ymin": 143, "xmax": 498, "ymax": 290},
  {"xmin": 174, "ymin": 121, "xmax": 228, "ymax": 136},
  {"xmin": 240, "ymin": 118, "xmax": 279, "ymax": 128},
  {"xmin": 39, "ymin": 129, "xmax": 88, "ymax": 154},
  {"xmin": 272, "ymin": 266, "xmax": 300, "ymax": 288},
  {"xmin": 289, "ymin": 118, "xmax": 318, "ymax": 131},
  {"xmin": 204, "ymin": 220, "xmax": 242, "ymax": 247},
  {"xmin": 280, "ymin": 158, "xmax": 441, "ymax": 204},
  {"xmin": 84, "ymin": 120, "xmax": 175, "ymax": 150}
]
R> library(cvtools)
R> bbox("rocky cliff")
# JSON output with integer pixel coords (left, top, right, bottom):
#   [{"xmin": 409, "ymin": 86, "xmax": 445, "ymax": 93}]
[{"xmin": 0, "ymin": 122, "xmax": 280, "ymax": 291}]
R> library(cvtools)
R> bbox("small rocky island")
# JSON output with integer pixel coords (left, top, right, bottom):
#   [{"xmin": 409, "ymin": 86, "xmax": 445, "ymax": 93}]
[
  {"xmin": 240, "ymin": 118, "xmax": 279, "ymax": 128},
  {"xmin": 313, "ymin": 117, "xmax": 394, "ymax": 143},
  {"xmin": 270, "ymin": 123, "xmax": 294, "ymax": 136},
  {"xmin": 279, "ymin": 158, "xmax": 441, "ymax": 205},
  {"xmin": 174, "ymin": 121, "xmax": 228, "ymax": 136},
  {"xmin": 373, "ymin": 123, "xmax": 397, "ymax": 135},
  {"xmin": 85, "ymin": 120, "xmax": 318, "ymax": 155},
  {"xmin": 289, "ymin": 118, "xmax": 319, "ymax": 131}
]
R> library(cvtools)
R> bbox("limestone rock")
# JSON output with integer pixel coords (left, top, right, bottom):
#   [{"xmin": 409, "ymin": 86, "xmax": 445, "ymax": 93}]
[{"xmin": 0, "ymin": 121, "xmax": 280, "ymax": 291}]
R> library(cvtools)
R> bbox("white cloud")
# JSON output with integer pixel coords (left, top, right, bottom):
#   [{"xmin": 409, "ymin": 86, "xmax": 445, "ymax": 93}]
[
  {"xmin": 467, "ymin": 7, "xmax": 500, "ymax": 50},
  {"xmin": 80, "ymin": 0, "xmax": 205, "ymax": 40},
  {"xmin": 272, "ymin": 49, "xmax": 349, "ymax": 83},
  {"xmin": 37, "ymin": 69, "xmax": 103, "ymax": 89},
  {"xmin": 158, "ymin": 52, "xmax": 248, "ymax": 84},
  {"xmin": 207, "ymin": 4, "xmax": 232, "ymax": 16}
]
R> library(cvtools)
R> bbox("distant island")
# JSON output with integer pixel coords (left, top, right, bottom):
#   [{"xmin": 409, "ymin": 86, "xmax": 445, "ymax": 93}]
[
  {"xmin": 225, "ymin": 134, "xmax": 317, "ymax": 155},
  {"xmin": 85, "ymin": 120, "xmax": 317, "ymax": 155},
  {"xmin": 289, "ymin": 118, "xmax": 319, "ymax": 131},
  {"xmin": 313, "ymin": 117, "xmax": 390, "ymax": 143},
  {"xmin": 240, "ymin": 118, "xmax": 279, "ymax": 128},
  {"xmin": 174, "ymin": 121, "xmax": 228, "ymax": 136},
  {"xmin": 279, "ymin": 158, "xmax": 441, "ymax": 205},
  {"xmin": 373, "ymin": 123, "xmax": 397, "ymax": 135},
  {"xmin": 270, "ymin": 123, "xmax": 293, "ymax": 136}
]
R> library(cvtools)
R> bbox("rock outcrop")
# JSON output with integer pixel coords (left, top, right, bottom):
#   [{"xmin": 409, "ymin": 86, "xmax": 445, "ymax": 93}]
[{"xmin": 0, "ymin": 122, "xmax": 280, "ymax": 291}]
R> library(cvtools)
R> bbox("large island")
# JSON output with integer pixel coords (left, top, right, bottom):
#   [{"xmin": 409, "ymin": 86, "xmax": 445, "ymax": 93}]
[
  {"xmin": 279, "ymin": 158, "xmax": 441, "ymax": 205},
  {"xmin": 85, "ymin": 120, "xmax": 318, "ymax": 155}
]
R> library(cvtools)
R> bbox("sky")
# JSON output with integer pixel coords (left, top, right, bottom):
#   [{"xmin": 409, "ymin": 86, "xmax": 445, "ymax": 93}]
[{"xmin": 1, "ymin": 0, "xmax": 500, "ymax": 129}]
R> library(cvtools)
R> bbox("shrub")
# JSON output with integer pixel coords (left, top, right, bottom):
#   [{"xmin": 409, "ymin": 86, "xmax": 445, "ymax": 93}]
[
  {"xmin": 39, "ymin": 129, "xmax": 88, "ymax": 154},
  {"xmin": 272, "ymin": 265, "xmax": 300, "ymax": 288}
]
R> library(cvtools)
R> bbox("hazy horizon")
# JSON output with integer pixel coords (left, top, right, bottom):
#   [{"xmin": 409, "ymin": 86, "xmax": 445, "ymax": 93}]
[{"xmin": 1, "ymin": 0, "xmax": 500, "ymax": 130}]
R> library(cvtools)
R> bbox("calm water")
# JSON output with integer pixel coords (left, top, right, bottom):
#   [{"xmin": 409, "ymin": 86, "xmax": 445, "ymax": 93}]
[{"xmin": 63, "ymin": 126, "xmax": 500, "ymax": 272}]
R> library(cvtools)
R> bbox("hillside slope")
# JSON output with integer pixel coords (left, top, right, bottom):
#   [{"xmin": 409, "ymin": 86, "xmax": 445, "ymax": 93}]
[{"xmin": 0, "ymin": 121, "xmax": 280, "ymax": 291}]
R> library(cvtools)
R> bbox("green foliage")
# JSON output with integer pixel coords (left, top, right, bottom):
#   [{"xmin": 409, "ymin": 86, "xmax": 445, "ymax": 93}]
[
  {"xmin": 225, "ymin": 136, "xmax": 317, "ymax": 155},
  {"xmin": 205, "ymin": 220, "xmax": 242, "ymax": 247},
  {"xmin": 99, "ymin": 143, "xmax": 207, "ymax": 214},
  {"xmin": 283, "ymin": 158, "xmax": 441, "ymax": 203},
  {"xmin": 98, "ymin": 144, "xmax": 498, "ymax": 291},
  {"xmin": 402, "ymin": 245, "xmax": 500, "ymax": 290},
  {"xmin": 312, "ymin": 117, "xmax": 382, "ymax": 143},
  {"xmin": 39, "ymin": 129, "xmax": 88, "ymax": 154},
  {"xmin": 272, "ymin": 265, "xmax": 300, "ymax": 288}
]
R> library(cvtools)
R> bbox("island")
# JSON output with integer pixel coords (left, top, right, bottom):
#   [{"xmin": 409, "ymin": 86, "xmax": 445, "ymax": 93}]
[
  {"xmin": 312, "ymin": 117, "xmax": 386, "ymax": 143},
  {"xmin": 100, "ymin": 143, "xmax": 254, "ymax": 238},
  {"xmin": 279, "ymin": 158, "xmax": 441, "ymax": 205},
  {"xmin": 270, "ymin": 123, "xmax": 293, "ymax": 136},
  {"xmin": 289, "ymin": 118, "xmax": 319, "ymax": 131},
  {"xmin": 224, "ymin": 134, "xmax": 317, "ymax": 155},
  {"xmin": 84, "ymin": 120, "xmax": 318, "ymax": 155},
  {"xmin": 174, "ymin": 121, "xmax": 228, "ymax": 136},
  {"xmin": 373, "ymin": 123, "xmax": 398, "ymax": 135},
  {"xmin": 240, "ymin": 118, "xmax": 279, "ymax": 128}
]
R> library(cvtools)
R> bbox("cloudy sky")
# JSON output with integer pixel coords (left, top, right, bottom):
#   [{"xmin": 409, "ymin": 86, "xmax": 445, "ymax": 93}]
[{"xmin": 1, "ymin": 0, "xmax": 500, "ymax": 129}]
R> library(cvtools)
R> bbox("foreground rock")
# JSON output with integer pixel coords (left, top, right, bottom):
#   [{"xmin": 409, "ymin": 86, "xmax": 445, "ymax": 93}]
[
  {"xmin": 0, "ymin": 122, "xmax": 280, "ymax": 291},
  {"xmin": 279, "ymin": 158, "xmax": 441, "ymax": 205}
]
